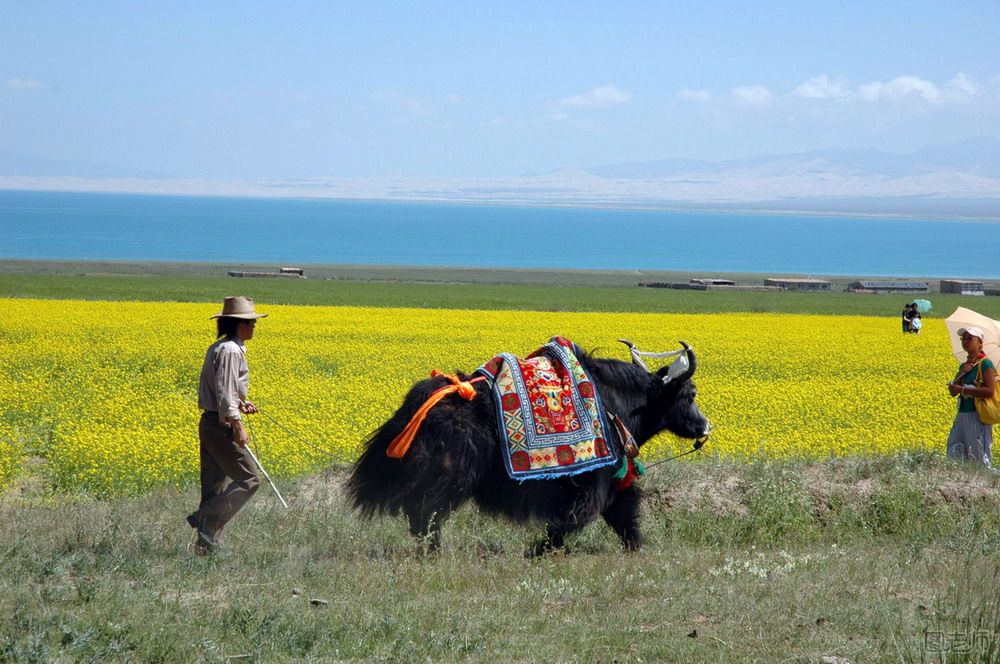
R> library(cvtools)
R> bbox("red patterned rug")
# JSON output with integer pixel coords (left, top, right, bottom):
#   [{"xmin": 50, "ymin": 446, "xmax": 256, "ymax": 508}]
[{"xmin": 475, "ymin": 336, "xmax": 618, "ymax": 480}]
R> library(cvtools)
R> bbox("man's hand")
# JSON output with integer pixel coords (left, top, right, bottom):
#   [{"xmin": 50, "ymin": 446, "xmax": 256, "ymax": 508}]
[
  {"xmin": 239, "ymin": 400, "xmax": 258, "ymax": 415},
  {"xmin": 231, "ymin": 421, "xmax": 249, "ymax": 447}
]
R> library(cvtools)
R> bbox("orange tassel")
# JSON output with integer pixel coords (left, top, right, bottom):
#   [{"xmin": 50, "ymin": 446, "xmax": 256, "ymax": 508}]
[{"xmin": 386, "ymin": 371, "xmax": 482, "ymax": 458}]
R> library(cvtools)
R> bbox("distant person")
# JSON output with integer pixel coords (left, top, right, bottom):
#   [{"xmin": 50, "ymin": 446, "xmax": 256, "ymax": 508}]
[
  {"xmin": 187, "ymin": 296, "xmax": 267, "ymax": 554},
  {"xmin": 902, "ymin": 303, "xmax": 916, "ymax": 333},
  {"xmin": 910, "ymin": 305, "xmax": 922, "ymax": 334},
  {"xmin": 946, "ymin": 327, "xmax": 995, "ymax": 469}
]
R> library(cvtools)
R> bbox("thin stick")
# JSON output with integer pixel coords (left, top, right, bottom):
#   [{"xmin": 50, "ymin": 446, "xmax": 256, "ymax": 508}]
[{"xmin": 244, "ymin": 427, "xmax": 289, "ymax": 509}]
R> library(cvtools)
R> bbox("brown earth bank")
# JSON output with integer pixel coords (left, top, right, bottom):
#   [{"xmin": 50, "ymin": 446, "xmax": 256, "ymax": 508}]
[
  {"xmin": 9, "ymin": 453, "xmax": 996, "ymax": 520},
  {"xmin": 645, "ymin": 456, "xmax": 998, "ymax": 521},
  {"xmin": 291, "ymin": 453, "xmax": 1000, "ymax": 529}
]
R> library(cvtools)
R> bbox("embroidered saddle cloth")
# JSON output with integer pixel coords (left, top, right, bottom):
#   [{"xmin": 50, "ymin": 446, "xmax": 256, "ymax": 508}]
[{"xmin": 475, "ymin": 336, "xmax": 618, "ymax": 480}]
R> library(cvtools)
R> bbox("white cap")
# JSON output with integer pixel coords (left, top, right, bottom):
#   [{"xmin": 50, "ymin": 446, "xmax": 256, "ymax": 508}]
[{"xmin": 958, "ymin": 326, "xmax": 984, "ymax": 340}]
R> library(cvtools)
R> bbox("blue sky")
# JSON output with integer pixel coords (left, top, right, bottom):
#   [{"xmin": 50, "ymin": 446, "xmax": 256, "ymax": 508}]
[{"xmin": 2, "ymin": 1, "xmax": 999, "ymax": 179}]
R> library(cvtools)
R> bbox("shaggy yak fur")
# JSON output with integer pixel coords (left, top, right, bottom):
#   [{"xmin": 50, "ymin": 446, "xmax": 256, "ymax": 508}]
[{"xmin": 347, "ymin": 343, "xmax": 711, "ymax": 553}]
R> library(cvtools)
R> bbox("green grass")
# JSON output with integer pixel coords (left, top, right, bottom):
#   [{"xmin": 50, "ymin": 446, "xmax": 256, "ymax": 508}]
[
  {"xmin": 4, "ymin": 260, "xmax": 1000, "ymax": 316},
  {"xmin": 1, "ymin": 454, "xmax": 998, "ymax": 662},
  {"xmin": 3, "ymin": 262, "xmax": 1000, "ymax": 661}
]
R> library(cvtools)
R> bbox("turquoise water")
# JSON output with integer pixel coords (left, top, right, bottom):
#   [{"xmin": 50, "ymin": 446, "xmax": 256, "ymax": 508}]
[{"xmin": 1, "ymin": 189, "xmax": 998, "ymax": 277}]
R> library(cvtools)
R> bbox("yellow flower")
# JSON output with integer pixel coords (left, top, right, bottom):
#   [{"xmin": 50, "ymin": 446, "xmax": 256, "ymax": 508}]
[{"xmin": 0, "ymin": 299, "xmax": 956, "ymax": 495}]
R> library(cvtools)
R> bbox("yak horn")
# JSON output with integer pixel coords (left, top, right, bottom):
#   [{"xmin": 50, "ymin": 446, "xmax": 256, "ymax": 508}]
[
  {"xmin": 621, "ymin": 339, "xmax": 696, "ymax": 382},
  {"xmin": 618, "ymin": 339, "xmax": 648, "ymax": 369},
  {"xmin": 661, "ymin": 341, "xmax": 696, "ymax": 384},
  {"xmin": 677, "ymin": 341, "xmax": 697, "ymax": 383}
]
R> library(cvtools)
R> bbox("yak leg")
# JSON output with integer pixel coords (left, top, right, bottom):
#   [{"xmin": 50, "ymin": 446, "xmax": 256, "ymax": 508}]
[
  {"xmin": 602, "ymin": 488, "xmax": 643, "ymax": 551},
  {"xmin": 528, "ymin": 524, "xmax": 568, "ymax": 557},
  {"xmin": 405, "ymin": 503, "xmax": 447, "ymax": 551},
  {"xmin": 404, "ymin": 487, "xmax": 465, "ymax": 552}
]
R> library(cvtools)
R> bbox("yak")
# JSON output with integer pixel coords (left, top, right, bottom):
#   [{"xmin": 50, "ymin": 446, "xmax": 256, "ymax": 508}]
[{"xmin": 347, "ymin": 339, "xmax": 711, "ymax": 553}]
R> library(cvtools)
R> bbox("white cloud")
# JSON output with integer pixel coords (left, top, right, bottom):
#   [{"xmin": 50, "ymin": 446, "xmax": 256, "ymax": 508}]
[
  {"xmin": 942, "ymin": 73, "xmax": 979, "ymax": 103},
  {"xmin": 682, "ymin": 73, "xmax": 988, "ymax": 111},
  {"xmin": 548, "ymin": 108, "xmax": 570, "ymax": 123},
  {"xmin": 858, "ymin": 75, "xmax": 942, "ymax": 103},
  {"xmin": 6, "ymin": 78, "xmax": 41, "ymax": 90},
  {"xmin": 676, "ymin": 88, "xmax": 712, "ymax": 102},
  {"xmin": 557, "ymin": 84, "xmax": 632, "ymax": 108},
  {"xmin": 793, "ymin": 75, "xmax": 851, "ymax": 100},
  {"xmin": 445, "ymin": 93, "xmax": 462, "ymax": 104},
  {"xmin": 372, "ymin": 91, "xmax": 433, "ymax": 115},
  {"xmin": 731, "ymin": 85, "xmax": 772, "ymax": 107}
]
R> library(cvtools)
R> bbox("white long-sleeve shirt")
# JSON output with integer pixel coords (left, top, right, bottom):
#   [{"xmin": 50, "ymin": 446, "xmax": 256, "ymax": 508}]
[{"xmin": 198, "ymin": 337, "xmax": 250, "ymax": 423}]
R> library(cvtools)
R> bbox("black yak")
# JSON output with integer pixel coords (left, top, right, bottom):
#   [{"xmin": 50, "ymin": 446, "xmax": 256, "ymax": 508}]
[{"xmin": 347, "ymin": 339, "xmax": 711, "ymax": 553}]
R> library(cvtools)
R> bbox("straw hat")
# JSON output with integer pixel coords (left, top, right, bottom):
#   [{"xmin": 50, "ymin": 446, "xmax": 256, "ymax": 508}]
[{"xmin": 210, "ymin": 296, "xmax": 268, "ymax": 320}]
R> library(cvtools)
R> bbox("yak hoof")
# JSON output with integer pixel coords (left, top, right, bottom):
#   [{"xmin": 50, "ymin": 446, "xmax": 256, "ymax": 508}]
[
  {"xmin": 413, "ymin": 530, "xmax": 441, "ymax": 554},
  {"xmin": 527, "ymin": 538, "xmax": 565, "ymax": 558}
]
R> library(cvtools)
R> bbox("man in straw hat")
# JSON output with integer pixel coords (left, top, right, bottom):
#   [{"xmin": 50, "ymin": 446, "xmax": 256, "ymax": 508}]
[{"xmin": 187, "ymin": 296, "xmax": 268, "ymax": 553}]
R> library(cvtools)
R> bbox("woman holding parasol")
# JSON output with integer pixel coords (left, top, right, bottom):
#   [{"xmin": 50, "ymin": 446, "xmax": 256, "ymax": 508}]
[{"xmin": 946, "ymin": 326, "xmax": 995, "ymax": 468}]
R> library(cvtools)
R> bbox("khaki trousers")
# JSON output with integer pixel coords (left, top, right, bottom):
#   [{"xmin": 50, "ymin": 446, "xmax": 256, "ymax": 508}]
[{"xmin": 193, "ymin": 412, "xmax": 261, "ymax": 538}]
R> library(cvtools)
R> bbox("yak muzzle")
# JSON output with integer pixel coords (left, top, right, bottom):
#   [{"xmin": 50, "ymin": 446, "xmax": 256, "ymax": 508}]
[{"xmin": 695, "ymin": 421, "xmax": 713, "ymax": 446}]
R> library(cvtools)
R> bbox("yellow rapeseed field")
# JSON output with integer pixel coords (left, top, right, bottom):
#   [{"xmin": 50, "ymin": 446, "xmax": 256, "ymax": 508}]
[{"xmin": 0, "ymin": 298, "xmax": 956, "ymax": 496}]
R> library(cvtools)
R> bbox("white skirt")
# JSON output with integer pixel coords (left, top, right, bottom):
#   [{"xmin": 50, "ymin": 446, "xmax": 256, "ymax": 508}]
[{"xmin": 947, "ymin": 411, "xmax": 994, "ymax": 468}]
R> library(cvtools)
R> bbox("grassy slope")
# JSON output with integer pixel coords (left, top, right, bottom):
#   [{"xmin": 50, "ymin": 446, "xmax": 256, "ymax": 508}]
[
  {"xmin": 1, "ymin": 456, "xmax": 997, "ymax": 661},
  {"xmin": 3, "ymin": 262, "xmax": 999, "ymax": 661}
]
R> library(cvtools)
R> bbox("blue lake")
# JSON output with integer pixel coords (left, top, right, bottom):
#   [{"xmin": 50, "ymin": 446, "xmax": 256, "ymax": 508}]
[{"xmin": 1, "ymin": 189, "xmax": 998, "ymax": 277}]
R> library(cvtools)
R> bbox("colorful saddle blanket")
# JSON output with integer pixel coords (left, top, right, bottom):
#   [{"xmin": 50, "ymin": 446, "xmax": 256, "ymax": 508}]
[{"xmin": 475, "ymin": 336, "xmax": 618, "ymax": 480}]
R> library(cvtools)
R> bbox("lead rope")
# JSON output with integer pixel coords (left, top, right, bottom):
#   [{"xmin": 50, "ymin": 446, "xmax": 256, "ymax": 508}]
[
  {"xmin": 607, "ymin": 410, "xmax": 708, "ymax": 471},
  {"xmin": 171, "ymin": 390, "xmax": 338, "ymax": 460},
  {"xmin": 254, "ymin": 407, "xmax": 340, "ymax": 459},
  {"xmin": 643, "ymin": 438, "xmax": 708, "ymax": 470}
]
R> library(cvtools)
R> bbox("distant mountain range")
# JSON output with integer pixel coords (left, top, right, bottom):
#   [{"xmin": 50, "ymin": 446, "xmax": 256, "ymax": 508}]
[
  {"xmin": 583, "ymin": 137, "xmax": 1000, "ymax": 180},
  {"xmin": 2, "ymin": 138, "xmax": 999, "ymax": 218},
  {"xmin": 0, "ymin": 151, "xmax": 170, "ymax": 179}
]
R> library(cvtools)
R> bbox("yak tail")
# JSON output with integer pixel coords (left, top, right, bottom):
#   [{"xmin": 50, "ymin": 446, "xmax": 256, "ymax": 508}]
[
  {"xmin": 345, "ymin": 428, "xmax": 410, "ymax": 518},
  {"xmin": 346, "ymin": 372, "xmax": 495, "ymax": 518},
  {"xmin": 346, "ymin": 377, "xmax": 436, "ymax": 517}
]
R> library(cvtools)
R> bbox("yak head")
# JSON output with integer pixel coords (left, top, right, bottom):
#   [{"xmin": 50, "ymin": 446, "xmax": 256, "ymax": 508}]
[{"xmin": 620, "ymin": 339, "xmax": 712, "ymax": 443}]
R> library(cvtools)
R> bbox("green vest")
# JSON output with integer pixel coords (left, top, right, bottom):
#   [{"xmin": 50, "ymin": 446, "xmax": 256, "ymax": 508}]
[{"xmin": 958, "ymin": 358, "xmax": 995, "ymax": 412}]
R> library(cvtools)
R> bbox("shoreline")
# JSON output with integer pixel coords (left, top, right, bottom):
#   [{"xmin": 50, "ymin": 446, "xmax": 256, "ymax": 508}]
[{"xmin": 3, "ymin": 183, "xmax": 999, "ymax": 222}]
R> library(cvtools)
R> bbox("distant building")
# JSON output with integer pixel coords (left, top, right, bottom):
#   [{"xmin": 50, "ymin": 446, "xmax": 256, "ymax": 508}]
[
  {"xmin": 846, "ymin": 280, "xmax": 928, "ymax": 294},
  {"xmin": 638, "ymin": 280, "xmax": 781, "ymax": 292},
  {"xmin": 228, "ymin": 267, "xmax": 306, "ymax": 279},
  {"xmin": 940, "ymin": 279, "xmax": 985, "ymax": 296},
  {"xmin": 689, "ymin": 278, "xmax": 736, "ymax": 286},
  {"xmin": 763, "ymin": 278, "xmax": 831, "ymax": 291}
]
